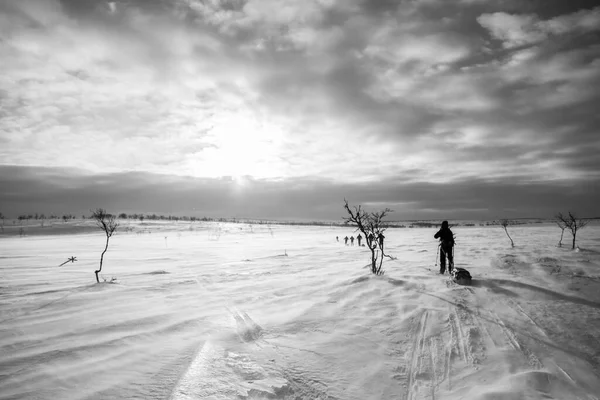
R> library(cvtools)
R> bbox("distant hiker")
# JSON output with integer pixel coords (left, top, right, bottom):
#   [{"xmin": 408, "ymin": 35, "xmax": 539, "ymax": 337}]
[
  {"xmin": 336, "ymin": 236, "xmax": 339, "ymax": 242},
  {"xmin": 368, "ymin": 233, "xmax": 374, "ymax": 247},
  {"xmin": 357, "ymin": 234, "xmax": 362, "ymax": 246},
  {"xmin": 378, "ymin": 233, "xmax": 385, "ymax": 248},
  {"xmin": 350, "ymin": 236, "xmax": 354, "ymax": 246},
  {"xmin": 434, "ymin": 221, "xmax": 455, "ymax": 274},
  {"xmin": 344, "ymin": 236, "xmax": 349, "ymax": 245}
]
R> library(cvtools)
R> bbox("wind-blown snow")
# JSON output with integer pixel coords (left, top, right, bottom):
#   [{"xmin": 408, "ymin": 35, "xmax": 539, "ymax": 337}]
[{"xmin": 1, "ymin": 221, "xmax": 600, "ymax": 399}]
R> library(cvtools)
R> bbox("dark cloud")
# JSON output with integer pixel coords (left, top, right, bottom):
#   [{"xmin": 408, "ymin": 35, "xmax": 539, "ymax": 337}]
[
  {"xmin": 58, "ymin": 0, "xmax": 174, "ymax": 18},
  {"xmin": 1, "ymin": 166, "xmax": 598, "ymax": 220},
  {"xmin": 358, "ymin": 0, "xmax": 402, "ymax": 16},
  {"xmin": 508, "ymin": 0, "xmax": 600, "ymax": 19}
]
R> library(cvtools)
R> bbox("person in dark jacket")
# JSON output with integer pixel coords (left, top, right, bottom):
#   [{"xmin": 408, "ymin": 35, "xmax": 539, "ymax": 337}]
[
  {"xmin": 367, "ymin": 233, "xmax": 374, "ymax": 248},
  {"xmin": 434, "ymin": 221, "xmax": 454, "ymax": 274}
]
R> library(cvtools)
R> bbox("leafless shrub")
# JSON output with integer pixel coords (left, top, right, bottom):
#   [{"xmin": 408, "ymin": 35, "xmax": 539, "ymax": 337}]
[
  {"xmin": 92, "ymin": 208, "xmax": 119, "ymax": 283},
  {"xmin": 343, "ymin": 199, "xmax": 393, "ymax": 275},
  {"xmin": 555, "ymin": 219, "xmax": 567, "ymax": 247},
  {"xmin": 499, "ymin": 219, "xmax": 514, "ymax": 248},
  {"xmin": 555, "ymin": 212, "xmax": 589, "ymax": 250}
]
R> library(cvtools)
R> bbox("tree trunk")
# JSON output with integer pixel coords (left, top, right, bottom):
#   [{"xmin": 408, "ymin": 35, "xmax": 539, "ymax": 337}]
[
  {"xmin": 95, "ymin": 235, "xmax": 109, "ymax": 283},
  {"xmin": 558, "ymin": 229, "xmax": 564, "ymax": 247},
  {"xmin": 370, "ymin": 248, "xmax": 377, "ymax": 274},
  {"xmin": 503, "ymin": 226, "xmax": 514, "ymax": 247},
  {"xmin": 572, "ymin": 231, "xmax": 576, "ymax": 250}
]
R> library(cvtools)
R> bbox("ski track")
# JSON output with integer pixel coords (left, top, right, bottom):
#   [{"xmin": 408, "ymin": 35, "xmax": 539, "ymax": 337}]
[
  {"xmin": 450, "ymin": 306, "xmax": 468, "ymax": 364},
  {"xmin": 429, "ymin": 336, "xmax": 443, "ymax": 400},
  {"xmin": 493, "ymin": 311, "xmax": 521, "ymax": 351},
  {"xmin": 403, "ymin": 285, "xmax": 487, "ymax": 400},
  {"xmin": 511, "ymin": 300, "xmax": 546, "ymax": 335},
  {"xmin": 5, "ymin": 226, "xmax": 600, "ymax": 400},
  {"xmin": 444, "ymin": 326, "xmax": 452, "ymax": 391},
  {"xmin": 554, "ymin": 362, "xmax": 576, "ymax": 384},
  {"xmin": 429, "ymin": 337, "xmax": 436, "ymax": 400},
  {"xmin": 449, "ymin": 287, "xmax": 486, "ymax": 367},
  {"xmin": 228, "ymin": 308, "xmax": 335, "ymax": 400},
  {"xmin": 444, "ymin": 274, "xmax": 555, "ymax": 377},
  {"xmin": 502, "ymin": 296, "xmax": 580, "ymax": 376},
  {"xmin": 466, "ymin": 291, "xmax": 547, "ymax": 373},
  {"xmin": 221, "ymin": 277, "xmax": 554, "ymax": 400},
  {"xmin": 488, "ymin": 299, "xmax": 545, "ymax": 370},
  {"xmin": 406, "ymin": 310, "xmax": 429, "ymax": 400}
]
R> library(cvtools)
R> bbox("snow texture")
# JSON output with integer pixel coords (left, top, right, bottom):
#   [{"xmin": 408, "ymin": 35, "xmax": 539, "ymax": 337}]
[{"xmin": 1, "ymin": 220, "xmax": 600, "ymax": 399}]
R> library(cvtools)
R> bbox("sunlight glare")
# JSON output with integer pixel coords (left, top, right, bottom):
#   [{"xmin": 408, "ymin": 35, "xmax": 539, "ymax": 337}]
[{"xmin": 187, "ymin": 114, "xmax": 284, "ymax": 181}]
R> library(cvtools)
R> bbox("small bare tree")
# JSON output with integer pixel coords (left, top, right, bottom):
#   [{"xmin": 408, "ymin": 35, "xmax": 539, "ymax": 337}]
[
  {"xmin": 92, "ymin": 208, "xmax": 119, "ymax": 283},
  {"xmin": 555, "ymin": 219, "xmax": 567, "ymax": 247},
  {"xmin": 343, "ymin": 199, "xmax": 392, "ymax": 275},
  {"xmin": 556, "ymin": 212, "xmax": 589, "ymax": 250},
  {"xmin": 499, "ymin": 219, "xmax": 514, "ymax": 248}
]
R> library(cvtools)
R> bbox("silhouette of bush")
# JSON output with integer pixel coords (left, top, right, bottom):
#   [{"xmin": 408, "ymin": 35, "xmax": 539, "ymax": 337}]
[
  {"xmin": 499, "ymin": 219, "xmax": 514, "ymax": 248},
  {"xmin": 92, "ymin": 208, "xmax": 119, "ymax": 283},
  {"xmin": 556, "ymin": 212, "xmax": 589, "ymax": 250},
  {"xmin": 343, "ymin": 199, "xmax": 393, "ymax": 275}
]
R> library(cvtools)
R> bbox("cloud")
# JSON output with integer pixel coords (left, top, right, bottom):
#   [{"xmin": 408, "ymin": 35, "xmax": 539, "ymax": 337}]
[
  {"xmin": 477, "ymin": 13, "xmax": 546, "ymax": 48},
  {"xmin": 540, "ymin": 7, "xmax": 600, "ymax": 35},
  {"xmin": 1, "ymin": 0, "xmax": 600, "ymax": 219},
  {"xmin": 1, "ymin": 165, "xmax": 598, "ymax": 220},
  {"xmin": 478, "ymin": 6, "xmax": 600, "ymax": 48}
]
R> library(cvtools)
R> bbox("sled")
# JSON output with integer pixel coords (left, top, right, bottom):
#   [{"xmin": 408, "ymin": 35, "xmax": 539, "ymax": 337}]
[{"xmin": 450, "ymin": 267, "xmax": 472, "ymax": 285}]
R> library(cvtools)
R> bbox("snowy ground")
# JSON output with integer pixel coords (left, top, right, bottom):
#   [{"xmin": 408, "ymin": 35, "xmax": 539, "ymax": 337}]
[{"xmin": 1, "ymin": 221, "xmax": 600, "ymax": 399}]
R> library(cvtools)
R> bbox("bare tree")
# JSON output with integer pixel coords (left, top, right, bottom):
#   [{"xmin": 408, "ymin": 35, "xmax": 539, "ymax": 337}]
[
  {"xmin": 499, "ymin": 219, "xmax": 514, "ymax": 248},
  {"xmin": 555, "ymin": 219, "xmax": 567, "ymax": 247},
  {"xmin": 92, "ymin": 208, "xmax": 119, "ymax": 283},
  {"xmin": 556, "ymin": 212, "xmax": 589, "ymax": 250},
  {"xmin": 343, "ymin": 199, "xmax": 393, "ymax": 275}
]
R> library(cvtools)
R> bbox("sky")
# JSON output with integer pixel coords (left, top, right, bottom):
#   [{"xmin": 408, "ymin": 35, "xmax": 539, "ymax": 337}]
[{"xmin": 1, "ymin": 0, "xmax": 599, "ymax": 221}]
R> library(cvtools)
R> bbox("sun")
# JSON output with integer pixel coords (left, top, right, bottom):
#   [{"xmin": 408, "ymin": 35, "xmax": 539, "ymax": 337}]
[{"xmin": 187, "ymin": 115, "xmax": 284, "ymax": 180}]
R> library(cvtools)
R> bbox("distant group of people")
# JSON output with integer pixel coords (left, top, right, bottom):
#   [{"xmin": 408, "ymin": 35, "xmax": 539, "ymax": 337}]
[
  {"xmin": 336, "ymin": 232, "xmax": 385, "ymax": 248},
  {"xmin": 337, "ymin": 234, "xmax": 362, "ymax": 246},
  {"xmin": 335, "ymin": 220, "xmax": 455, "ymax": 275}
]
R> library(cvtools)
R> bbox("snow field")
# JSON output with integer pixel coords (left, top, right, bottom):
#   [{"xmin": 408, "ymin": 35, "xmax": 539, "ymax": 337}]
[{"xmin": 1, "ymin": 222, "xmax": 600, "ymax": 399}]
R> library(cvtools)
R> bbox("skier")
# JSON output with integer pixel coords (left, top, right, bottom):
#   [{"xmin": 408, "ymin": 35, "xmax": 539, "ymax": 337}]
[
  {"xmin": 434, "ymin": 221, "xmax": 454, "ymax": 274},
  {"xmin": 357, "ymin": 234, "xmax": 362, "ymax": 246}
]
